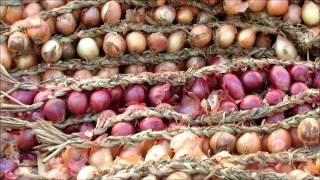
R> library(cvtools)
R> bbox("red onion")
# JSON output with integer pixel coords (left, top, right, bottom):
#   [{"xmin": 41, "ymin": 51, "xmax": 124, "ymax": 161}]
[
  {"xmin": 208, "ymin": 55, "xmax": 228, "ymax": 65},
  {"xmin": 290, "ymin": 65, "xmax": 310, "ymax": 83},
  {"xmin": 67, "ymin": 92, "xmax": 88, "ymax": 115},
  {"xmin": 222, "ymin": 73, "xmax": 245, "ymax": 100},
  {"xmin": 124, "ymin": 84, "xmax": 147, "ymax": 106},
  {"xmin": 176, "ymin": 93, "xmax": 202, "ymax": 116},
  {"xmin": 33, "ymin": 89, "xmax": 53, "ymax": 103},
  {"xmin": 203, "ymin": 74, "xmax": 219, "ymax": 90},
  {"xmin": 139, "ymin": 117, "xmax": 166, "ymax": 131},
  {"xmin": 110, "ymin": 85, "xmax": 124, "ymax": 102},
  {"xmin": 266, "ymin": 113, "xmax": 285, "ymax": 124},
  {"xmin": 265, "ymin": 89, "xmax": 285, "ymax": 105},
  {"xmin": 292, "ymin": 103, "xmax": 312, "ymax": 115},
  {"xmin": 269, "ymin": 66, "xmax": 291, "ymax": 91},
  {"xmin": 315, "ymin": 71, "xmax": 320, "ymax": 89},
  {"xmin": 79, "ymin": 123, "xmax": 94, "ymax": 132},
  {"xmin": 10, "ymin": 89, "xmax": 36, "ymax": 105},
  {"xmin": 28, "ymin": 109, "xmax": 44, "ymax": 122},
  {"xmin": 64, "ymin": 125, "xmax": 80, "ymax": 134},
  {"xmin": 17, "ymin": 129, "xmax": 38, "ymax": 151},
  {"xmin": 188, "ymin": 78, "xmax": 209, "ymax": 100},
  {"xmin": 148, "ymin": 83, "xmax": 172, "ymax": 106},
  {"xmin": 240, "ymin": 95, "xmax": 262, "ymax": 110},
  {"xmin": 0, "ymin": 159, "xmax": 17, "ymax": 174},
  {"xmin": 290, "ymin": 82, "xmax": 308, "ymax": 96},
  {"xmin": 111, "ymin": 122, "xmax": 136, "ymax": 136},
  {"xmin": 220, "ymin": 101, "xmax": 238, "ymax": 112},
  {"xmin": 90, "ymin": 89, "xmax": 111, "ymax": 112},
  {"xmin": 241, "ymin": 70, "xmax": 265, "ymax": 92},
  {"xmin": 44, "ymin": 98, "xmax": 66, "ymax": 122}
]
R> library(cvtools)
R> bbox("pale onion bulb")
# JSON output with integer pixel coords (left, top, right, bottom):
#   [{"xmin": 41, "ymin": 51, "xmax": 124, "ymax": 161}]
[
  {"xmin": 273, "ymin": 35, "xmax": 297, "ymax": 61},
  {"xmin": 41, "ymin": 39, "xmax": 63, "ymax": 63},
  {"xmin": 142, "ymin": 174, "xmax": 158, "ymax": 180},
  {"xmin": 89, "ymin": 148, "xmax": 113, "ymax": 171},
  {"xmin": 170, "ymin": 132, "xmax": 201, "ymax": 152},
  {"xmin": 302, "ymin": 1, "xmax": 320, "ymax": 27},
  {"xmin": 77, "ymin": 166, "xmax": 98, "ymax": 180},
  {"xmin": 216, "ymin": 24, "xmax": 237, "ymax": 48},
  {"xmin": 223, "ymin": 0, "xmax": 248, "ymax": 15},
  {"xmin": 167, "ymin": 31, "xmax": 186, "ymax": 52},
  {"xmin": 145, "ymin": 141, "xmax": 172, "ymax": 161},
  {"xmin": 77, "ymin": 38, "xmax": 99, "ymax": 61},
  {"xmin": 237, "ymin": 27, "xmax": 256, "ymax": 49},
  {"xmin": 173, "ymin": 146, "xmax": 207, "ymax": 159}
]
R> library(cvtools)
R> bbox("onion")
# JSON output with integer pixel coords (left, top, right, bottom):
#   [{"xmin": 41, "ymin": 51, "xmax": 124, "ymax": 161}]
[
  {"xmin": 61, "ymin": 42, "xmax": 76, "ymax": 59},
  {"xmin": 77, "ymin": 38, "xmax": 99, "ymax": 61},
  {"xmin": 116, "ymin": 144, "xmax": 143, "ymax": 165},
  {"xmin": 89, "ymin": 148, "xmax": 113, "ymax": 171},
  {"xmin": 188, "ymin": 78, "xmax": 209, "ymax": 100},
  {"xmin": 241, "ymin": 70, "xmax": 265, "ymax": 92},
  {"xmin": 67, "ymin": 92, "xmax": 88, "ymax": 115},
  {"xmin": 189, "ymin": 25, "xmax": 213, "ymax": 48},
  {"xmin": 177, "ymin": 7, "xmax": 194, "ymax": 24},
  {"xmin": 124, "ymin": 65, "xmax": 147, "ymax": 74},
  {"xmin": 173, "ymin": 146, "xmax": 207, "ymax": 159},
  {"xmin": 196, "ymin": 11, "xmax": 212, "ymax": 24},
  {"xmin": 8, "ymin": 32, "xmax": 30, "ymax": 55},
  {"xmin": 236, "ymin": 132, "xmax": 261, "ymax": 154},
  {"xmin": 267, "ymin": 0, "xmax": 289, "ymax": 16},
  {"xmin": 126, "ymin": 31, "xmax": 146, "ymax": 54},
  {"xmin": 292, "ymin": 103, "xmax": 312, "ymax": 115},
  {"xmin": 42, "ymin": 69, "xmax": 64, "ymax": 81},
  {"xmin": 269, "ymin": 65, "xmax": 291, "ymax": 91},
  {"xmin": 298, "ymin": 161, "xmax": 319, "ymax": 176},
  {"xmin": 166, "ymin": 172, "xmax": 192, "ymax": 180},
  {"xmin": 274, "ymin": 163, "xmax": 294, "ymax": 173},
  {"xmin": 26, "ymin": 15, "xmax": 51, "ymax": 44},
  {"xmin": 41, "ymin": 39, "xmax": 62, "ymax": 63},
  {"xmin": 29, "ymin": 109, "xmax": 44, "ymax": 122},
  {"xmin": 94, "ymin": 36, "xmax": 104, "ymax": 48},
  {"xmin": 77, "ymin": 166, "xmax": 98, "ymax": 180},
  {"xmin": 216, "ymin": 24, "xmax": 237, "ymax": 48},
  {"xmin": 240, "ymin": 95, "xmax": 262, "ymax": 110},
  {"xmin": 209, "ymin": 132, "xmax": 236, "ymax": 153},
  {"xmin": 101, "ymin": 1, "xmax": 121, "ymax": 24},
  {"xmin": 185, "ymin": 56, "xmax": 206, "ymax": 69},
  {"xmin": 0, "ymin": 44, "xmax": 12, "ymax": 69},
  {"xmin": 223, "ymin": 0, "xmax": 248, "ymax": 15},
  {"xmin": 297, "ymin": 118, "xmax": 320, "ymax": 145},
  {"xmin": 274, "ymin": 35, "xmax": 297, "ymax": 61},
  {"xmin": 167, "ymin": 31, "xmax": 186, "ymax": 52},
  {"xmin": 0, "ymin": 6, "xmax": 7, "ymax": 20},
  {"xmin": 255, "ymin": 33, "xmax": 272, "ymax": 48},
  {"xmin": 15, "ymin": 54, "xmax": 37, "ymax": 69},
  {"xmin": 266, "ymin": 113, "xmax": 285, "ymax": 124},
  {"xmin": 170, "ymin": 132, "xmax": 201, "ymax": 151},
  {"xmin": 265, "ymin": 89, "xmax": 285, "ymax": 105},
  {"xmin": 140, "ymin": 117, "xmax": 166, "ymax": 131},
  {"xmin": 142, "ymin": 174, "xmax": 157, "ymax": 180},
  {"xmin": 316, "ymin": 159, "xmax": 320, "ymax": 172},
  {"xmin": 73, "ymin": 69, "xmax": 93, "ymax": 81},
  {"xmin": 290, "ymin": 65, "xmax": 311, "ymax": 83},
  {"xmin": 267, "ymin": 129, "xmax": 291, "ymax": 153},
  {"xmin": 237, "ymin": 27, "xmax": 256, "ymax": 49},
  {"xmin": 23, "ymin": 3, "xmax": 42, "ymax": 18},
  {"xmin": 315, "ymin": 71, "xmax": 320, "ymax": 89},
  {"xmin": 288, "ymin": 170, "xmax": 309, "ymax": 180},
  {"xmin": 10, "ymin": 89, "xmax": 36, "ymax": 105},
  {"xmin": 220, "ymin": 101, "xmax": 238, "ymax": 112},
  {"xmin": 103, "ymin": 32, "xmax": 126, "ymax": 57},
  {"xmin": 145, "ymin": 141, "xmax": 172, "ymax": 161},
  {"xmin": 90, "ymin": 89, "xmax": 111, "ymax": 112},
  {"xmin": 42, "ymin": 0, "xmax": 65, "ymax": 9},
  {"xmin": 0, "ymin": 159, "xmax": 17, "ymax": 174},
  {"xmin": 154, "ymin": 5, "xmax": 176, "ymax": 25},
  {"xmin": 81, "ymin": 6, "xmax": 101, "ymax": 27},
  {"xmin": 5, "ymin": 6, "xmax": 23, "ymax": 24},
  {"xmin": 176, "ymin": 93, "xmax": 202, "ymax": 116},
  {"xmin": 290, "ymin": 82, "xmax": 308, "ymax": 96},
  {"xmin": 46, "ymin": 167, "xmax": 69, "ymax": 180},
  {"xmin": 110, "ymin": 85, "xmax": 124, "ymax": 102},
  {"xmin": 302, "ymin": 1, "xmax": 320, "ymax": 26},
  {"xmin": 124, "ymin": 84, "xmax": 147, "ymax": 106},
  {"xmin": 202, "ymin": 0, "xmax": 220, "ymax": 6},
  {"xmin": 97, "ymin": 65, "xmax": 119, "ymax": 78},
  {"xmin": 16, "ymin": 129, "xmax": 38, "ymax": 151},
  {"xmin": 290, "ymin": 128, "xmax": 303, "ymax": 148},
  {"xmin": 247, "ymin": 0, "xmax": 266, "ymax": 12},
  {"xmin": 147, "ymin": 32, "xmax": 168, "ymax": 52},
  {"xmin": 283, "ymin": 4, "xmax": 301, "ymax": 24},
  {"xmin": 155, "ymin": 62, "xmax": 179, "ymax": 73},
  {"xmin": 56, "ymin": 13, "xmax": 77, "ymax": 35},
  {"xmin": 222, "ymin": 73, "xmax": 245, "ymax": 100},
  {"xmin": 79, "ymin": 123, "xmax": 94, "ymax": 132},
  {"xmin": 149, "ymin": 83, "xmax": 172, "ymax": 106},
  {"xmin": 111, "ymin": 122, "xmax": 136, "ymax": 136},
  {"xmin": 44, "ymin": 99, "xmax": 66, "ymax": 122},
  {"xmin": 125, "ymin": 7, "xmax": 146, "ymax": 23}
]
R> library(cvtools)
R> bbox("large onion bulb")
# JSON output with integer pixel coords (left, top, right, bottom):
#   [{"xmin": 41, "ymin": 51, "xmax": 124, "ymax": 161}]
[{"xmin": 274, "ymin": 35, "xmax": 297, "ymax": 61}]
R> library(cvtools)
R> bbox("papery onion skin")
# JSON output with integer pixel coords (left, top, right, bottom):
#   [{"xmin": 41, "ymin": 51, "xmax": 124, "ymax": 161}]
[
  {"xmin": 274, "ymin": 35, "xmax": 297, "ymax": 61},
  {"xmin": 10, "ymin": 89, "xmax": 36, "ymax": 105},
  {"xmin": 41, "ymin": 39, "xmax": 63, "ymax": 63},
  {"xmin": 155, "ymin": 62, "xmax": 179, "ymax": 73},
  {"xmin": 62, "ymin": 42, "xmax": 76, "ymax": 59},
  {"xmin": 315, "ymin": 71, "xmax": 320, "ymax": 89},
  {"xmin": 292, "ymin": 103, "xmax": 313, "ymax": 115},
  {"xmin": 216, "ymin": 24, "xmax": 237, "ymax": 48},
  {"xmin": 0, "ymin": 6, "xmax": 7, "ymax": 21},
  {"xmin": 266, "ymin": 113, "xmax": 285, "ymax": 124},
  {"xmin": 126, "ymin": 31, "xmax": 147, "ymax": 54},
  {"xmin": 167, "ymin": 31, "xmax": 186, "ymax": 52},
  {"xmin": 176, "ymin": 93, "xmax": 202, "ymax": 116},
  {"xmin": 26, "ymin": 16, "xmax": 51, "ymax": 44},
  {"xmin": 255, "ymin": 33, "xmax": 272, "ymax": 48},
  {"xmin": 124, "ymin": 84, "xmax": 147, "ymax": 106},
  {"xmin": 154, "ymin": 5, "xmax": 176, "ymax": 25},
  {"xmin": 124, "ymin": 65, "xmax": 147, "ymax": 74},
  {"xmin": 247, "ymin": 0, "xmax": 267, "ymax": 12},
  {"xmin": 166, "ymin": 172, "xmax": 192, "ymax": 180},
  {"xmin": 241, "ymin": 70, "xmax": 265, "ymax": 92},
  {"xmin": 290, "ymin": 82, "xmax": 308, "ymax": 96},
  {"xmin": 8, "ymin": 32, "xmax": 30, "ymax": 55},
  {"xmin": 77, "ymin": 38, "xmax": 100, "ymax": 61},
  {"xmin": 210, "ymin": 132, "xmax": 236, "ymax": 153},
  {"xmin": 42, "ymin": 69, "xmax": 64, "ymax": 81},
  {"xmin": 223, "ymin": 0, "xmax": 248, "ymax": 15},
  {"xmin": 237, "ymin": 27, "xmax": 256, "ymax": 49},
  {"xmin": 42, "ymin": 0, "xmax": 65, "ymax": 9},
  {"xmin": 103, "ymin": 32, "xmax": 126, "ymax": 57},
  {"xmin": 185, "ymin": 56, "xmax": 206, "ymax": 69},
  {"xmin": 188, "ymin": 78, "xmax": 210, "ymax": 100},
  {"xmin": 5, "ymin": 6, "xmax": 23, "ymax": 24},
  {"xmin": 140, "ymin": 117, "xmax": 166, "ymax": 131},
  {"xmin": 290, "ymin": 128, "xmax": 303, "ymax": 148},
  {"xmin": 176, "ymin": 7, "xmax": 194, "ymax": 24},
  {"xmin": 298, "ymin": 161, "xmax": 320, "ymax": 176},
  {"xmin": 125, "ymin": 8, "xmax": 146, "ymax": 23},
  {"xmin": 101, "ymin": 1, "xmax": 122, "ymax": 24},
  {"xmin": 15, "ymin": 54, "xmax": 38, "ymax": 69},
  {"xmin": 23, "ymin": 3, "xmax": 42, "ymax": 18},
  {"xmin": 67, "ymin": 92, "xmax": 88, "ymax": 115},
  {"xmin": 147, "ymin": 32, "xmax": 168, "ymax": 52},
  {"xmin": 267, "ymin": 0, "xmax": 289, "ymax": 16},
  {"xmin": 73, "ymin": 69, "xmax": 93, "ymax": 81},
  {"xmin": 44, "ymin": 98, "xmax": 66, "ymax": 122},
  {"xmin": 76, "ymin": 166, "xmax": 98, "ymax": 180},
  {"xmin": 302, "ymin": 1, "xmax": 320, "ymax": 27},
  {"xmin": 56, "ymin": 13, "xmax": 77, "ymax": 35},
  {"xmin": 236, "ymin": 132, "xmax": 261, "ymax": 154},
  {"xmin": 283, "ymin": 4, "xmax": 301, "ymax": 24},
  {"xmin": 111, "ymin": 122, "xmax": 136, "ymax": 136},
  {"xmin": 297, "ymin": 118, "xmax": 320, "ymax": 145},
  {"xmin": 33, "ymin": 89, "xmax": 53, "ymax": 103},
  {"xmin": 97, "ymin": 65, "xmax": 119, "ymax": 78},
  {"xmin": 90, "ymin": 89, "xmax": 111, "ymax": 113},
  {"xmin": 269, "ymin": 65, "xmax": 291, "ymax": 92},
  {"xmin": 267, "ymin": 129, "xmax": 291, "ymax": 153},
  {"xmin": 222, "ymin": 73, "xmax": 245, "ymax": 100},
  {"xmin": 189, "ymin": 25, "xmax": 213, "ymax": 48},
  {"xmin": 220, "ymin": 101, "xmax": 238, "ymax": 112},
  {"xmin": 148, "ymin": 83, "xmax": 172, "ymax": 106},
  {"xmin": 265, "ymin": 89, "xmax": 285, "ymax": 105},
  {"xmin": 16, "ymin": 129, "xmax": 38, "ymax": 151},
  {"xmin": 81, "ymin": 6, "xmax": 101, "ymax": 27},
  {"xmin": 290, "ymin": 65, "xmax": 310, "ymax": 83},
  {"xmin": 0, "ymin": 44, "xmax": 12, "ymax": 69}
]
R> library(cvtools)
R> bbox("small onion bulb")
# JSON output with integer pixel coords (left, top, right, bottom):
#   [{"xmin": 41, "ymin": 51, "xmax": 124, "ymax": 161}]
[
  {"xmin": 237, "ymin": 27, "xmax": 256, "ymax": 49},
  {"xmin": 41, "ymin": 39, "xmax": 63, "ymax": 63},
  {"xmin": 77, "ymin": 38, "xmax": 100, "ymax": 61},
  {"xmin": 283, "ymin": 4, "xmax": 301, "ymax": 24},
  {"xmin": 8, "ymin": 32, "xmax": 30, "ymax": 55},
  {"xmin": 154, "ymin": 5, "xmax": 176, "ymax": 25},
  {"xmin": 223, "ymin": 0, "xmax": 248, "ymax": 15},
  {"xmin": 266, "ymin": 0, "xmax": 289, "ymax": 16},
  {"xmin": 216, "ymin": 24, "xmax": 237, "ymax": 48},
  {"xmin": 126, "ymin": 31, "xmax": 146, "ymax": 54},
  {"xmin": 26, "ymin": 16, "xmax": 51, "ymax": 44},
  {"xmin": 302, "ymin": 1, "xmax": 320, "ymax": 26},
  {"xmin": 274, "ymin": 35, "xmax": 297, "ymax": 61},
  {"xmin": 209, "ymin": 132, "xmax": 236, "ymax": 153},
  {"xmin": 189, "ymin": 25, "xmax": 213, "ymax": 48},
  {"xmin": 236, "ymin": 132, "xmax": 261, "ymax": 154},
  {"xmin": 267, "ymin": 129, "xmax": 291, "ymax": 153},
  {"xmin": 167, "ymin": 31, "xmax": 186, "ymax": 52},
  {"xmin": 56, "ymin": 13, "xmax": 77, "ymax": 36},
  {"xmin": 297, "ymin": 118, "xmax": 320, "ymax": 145},
  {"xmin": 176, "ymin": 7, "xmax": 194, "ymax": 24},
  {"xmin": 247, "ymin": 0, "xmax": 267, "ymax": 12},
  {"xmin": 15, "ymin": 54, "xmax": 37, "ymax": 69},
  {"xmin": 103, "ymin": 32, "xmax": 126, "ymax": 57},
  {"xmin": 101, "ymin": 1, "xmax": 122, "ymax": 24}
]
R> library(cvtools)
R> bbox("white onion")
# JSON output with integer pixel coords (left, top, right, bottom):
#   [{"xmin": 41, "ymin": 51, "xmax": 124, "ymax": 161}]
[
  {"xmin": 77, "ymin": 38, "xmax": 99, "ymax": 61},
  {"xmin": 274, "ymin": 35, "xmax": 297, "ymax": 61},
  {"xmin": 167, "ymin": 31, "xmax": 186, "ymax": 52}
]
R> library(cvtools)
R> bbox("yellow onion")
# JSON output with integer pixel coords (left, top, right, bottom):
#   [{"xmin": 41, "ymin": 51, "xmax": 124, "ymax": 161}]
[
  {"xmin": 166, "ymin": 172, "xmax": 192, "ymax": 180},
  {"xmin": 170, "ymin": 132, "xmax": 201, "ymax": 152},
  {"xmin": 94, "ymin": 36, "xmax": 104, "ymax": 48},
  {"xmin": 115, "ymin": 144, "xmax": 143, "ymax": 165},
  {"xmin": 176, "ymin": 7, "xmax": 194, "ymax": 24},
  {"xmin": 126, "ymin": 31, "xmax": 146, "ymax": 54},
  {"xmin": 81, "ymin": 6, "xmax": 101, "ymax": 27},
  {"xmin": 46, "ymin": 17, "xmax": 56, "ymax": 34},
  {"xmin": 302, "ymin": 1, "xmax": 320, "ymax": 26},
  {"xmin": 236, "ymin": 132, "xmax": 261, "ymax": 154},
  {"xmin": 145, "ymin": 140, "xmax": 172, "ymax": 161},
  {"xmin": 15, "ymin": 54, "xmax": 37, "ymax": 69},
  {"xmin": 89, "ymin": 148, "xmax": 113, "ymax": 171},
  {"xmin": 0, "ymin": 6, "xmax": 7, "ymax": 20},
  {"xmin": 8, "ymin": 32, "xmax": 30, "ymax": 55},
  {"xmin": 316, "ymin": 158, "xmax": 320, "ymax": 172},
  {"xmin": 196, "ymin": 11, "xmax": 212, "ymax": 24},
  {"xmin": 0, "ymin": 44, "xmax": 12, "ymax": 69},
  {"xmin": 23, "ymin": 2, "xmax": 42, "ymax": 18},
  {"xmin": 56, "ymin": 13, "xmax": 77, "ymax": 35},
  {"xmin": 267, "ymin": 129, "xmax": 291, "ymax": 153},
  {"xmin": 26, "ymin": 15, "xmax": 51, "ymax": 44},
  {"xmin": 216, "ymin": 24, "xmax": 237, "ymax": 48},
  {"xmin": 101, "ymin": 1, "xmax": 122, "ymax": 24},
  {"xmin": 237, "ymin": 27, "xmax": 256, "ymax": 49},
  {"xmin": 283, "ymin": 4, "xmax": 301, "ymax": 24},
  {"xmin": 247, "ymin": 0, "xmax": 266, "ymax": 12},
  {"xmin": 274, "ymin": 35, "xmax": 297, "ymax": 61},
  {"xmin": 154, "ymin": 5, "xmax": 176, "ymax": 25},
  {"xmin": 103, "ymin": 32, "xmax": 126, "ymax": 57},
  {"xmin": 77, "ymin": 166, "xmax": 98, "ymax": 180},
  {"xmin": 297, "ymin": 118, "xmax": 320, "ymax": 145},
  {"xmin": 77, "ymin": 38, "xmax": 100, "ymax": 61},
  {"xmin": 210, "ymin": 132, "xmax": 236, "ymax": 154},
  {"xmin": 189, "ymin": 25, "xmax": 213, "ymax": 48},
  {"xmin": 167, "ymin": 31, "xmax": 186, "ymax": 52},
  {"xmin": 223, "ymin": 0, "xmax": 248, "ymax": 15},
  {"xmin": 173, "ymin": 146, "xmax": 207, "ymax": 159},
  {"xmin": 266, "ymin": 0, "xmax": 289, "ymax": 16},
  {"xmin": 5, "ymin": 5, "xmax": 23, "ymax": 24},
  {"xmin": 41, "ymin": 39, "xmax": 63, "ymax": 63}
]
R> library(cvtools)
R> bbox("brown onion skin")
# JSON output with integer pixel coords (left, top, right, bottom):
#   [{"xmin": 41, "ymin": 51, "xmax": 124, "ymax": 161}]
[
  {"xmin": 0, "ymin": 44, "xmax": 12, "ymax": 69},
  {"xmin": 290, "ymin": 82, "xmax": 308, "ymax": 96},
  {"xmin": 44, "ymin": 98, "xmax": 66, "ymax": 122},
  {"xmin": 241, "ymin": 70, "xmax": 265, "ymax": 92},
  {"xmin": 81, "ymin": 6, "xmax": 101, "ymax": 27},
  {"xmin": 240, "ymin": 95, "xmax": 262, "ymax": 110},
  {"xmin": 176, "ymin": 7, "xmax": 193, "ymax": 24},
  {"xmin": 189, "ymin": 25, "xmax": 213, "ymax": 48},
  {"xmin": 5, "ymin": 6, "xmax": 23, "ymax": 24},
  {"xmin": 67, "ymin": 92, "xmax": 88, "ymax": 115},
  {"xmin": 188, "ymin": 78, "xmax": 209, "ymax": 100},
  {"xmin": 77, "ymin": 38, "xmax": 100, "ymax": 61},
  {"xmin": 222, "ymin": 73, "xmax": 245, "ymax": 100},
  {"xmin": 10, "ymin": 90, "xmax": 36, "ymax": 105},
  {"xmin": 167, "ymin": 31, "xmax": 186, "ymax": 53},
  {"xmin": 154, "ymin": 5, "xmax": 176, "ymax": 25},
  {"xmin": 220, "ymin": 101, "xmax": 238, "ymax": 112},
  {"xmin": 266, "ymin": 113, "xmax": 285, "ymax": 124},
  {"xmin": 236, "ymin": 132, "xmax": 261, "ymax": 154},
  {"xmin": 0, "ymin": 6, "xmax": 7, "ymax": 21},
  {"xmin": 124, "ymin": 84, "xmax": 147, "ymax": 106},
  {"xmin": 23, "ymin": 3, "xmax": 42, "ymax": 18},
  {"xmin": 103, "ymin": 33, "xmax": 126, "ymax": 57},
  {"xmin": 283, "ymin": 4, "xmax": 301, "ymax": 24},
  {"xmin": 147, "ymin": 32, "xmax": 168, "ymax": 52},
  {"xmin": 155, "ymin": 62, "xmax": 179, "ymax": 73},
  {"xmin": 26, "ymin": 16, "xmax": 51, "ymax": 44},
  {"xmin": 17, "ymin": 129, "xmax": 38, "ymax": 151},
  {"xmin": 298, "ymin": 161, "xmax": 320, "ymax": 176},
  {"xmin": 90, "ymin": 89, "xmax": 111, "ymax": 113},
  {"xmin": 41, "ymin": 40, "xmax": 63, "ymax": 63},
  {"xmin": 290, "ymin": 128, "xmax": 303, "ymax": 148},
  {"xmin": 61, "ymin": 42, "xmax": 76, "ymax": 59},
  {"xmin": 46, "ymin": 17, "xmax": 56, "ymax": 34},
  {"xmin": 8, "ymin": 32, "xmax": 30, "ymax": 55},
  {"xmin": 290, "ymin": 65, "xmax": 310, "ymax": 83},
  {"xmin": 297, "ymin": 118, "xmax": 320, "ymax": 145},
  {"xmin": 42, "ymin": 0, "xmax": 65, "ymax": 9},
  {"xmin": 56, "ymin": 13, "xmax": 77, "ymax": 35},
  {"xmin": 265, "ymin": 89, "xmax": 285, "ymax": 105},
  {"xmin": 209, "ymin": 132, "xmax": 236, "ymax": 153},
  {"xmin": 111, "ymin": 122, "xmax": 136, "ymax": 136},
  {"xmin": 237, "ymin": 28, "xmax": 256, "ymax": 49},
  {"xmin": 148, "ymin": 83, "xmax": 172, "ymax": 106},
  {"xmin": 255, "ymin": 33, "xmax": 272, "ymax": 48},
  {"xmin": 101, "ymin": 1, "xmax": 122, "ymax": 24},
  {"xmin": 268, "ymin": 129, "xmax": 291, "ymax": 153},
  {"xmin": 15, "ymin": 54, "xmax": 38, "ymax": 69},
  {"xmin": 269, "ymin": 66, "xmax": 291, "ymax": 92},
  {"xmin": 125, "ymin": 8, "xmax": 146, "ymax": 23},
  {"xmin": 185, "ymin": 56, "xmax": 206, "ymax": 69},
  {"xmin": 139, "ymin": 117, "xmax": 166, "ymax": 131},
  {"xmin": 247, "ymin": 0, "xmax": 267, "ymax": 12},
  {"xmin": 33, "ymin": 89, "xmax": 53, "ymax": 103},
  {"xmin": 267, "ymin": 0, "xmax": 289, "ymax": 16}
]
